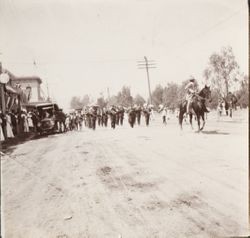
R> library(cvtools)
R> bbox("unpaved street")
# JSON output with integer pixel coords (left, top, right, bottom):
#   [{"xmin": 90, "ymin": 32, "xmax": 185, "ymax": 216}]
[{"xmin": 1, "ymin": 111, "xmax": 248, "ymax": 238}]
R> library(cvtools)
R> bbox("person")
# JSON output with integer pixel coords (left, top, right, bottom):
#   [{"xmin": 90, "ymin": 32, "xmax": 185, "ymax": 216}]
[
  {"xmin": 31, "ymin": 110, "xmax": 38, "ymax": 132},
  {"xmin": 0, "ymin": 111, "xmax": 7, "ymax": 139},
  {"xmin": 217, "ymin": 97, "xmax": 224, "ymax": 120},
  {"xmin": 45, "ymin": 111, "xmax": 50, "ymax": 118},
  {"xmin": 10, "ymin": 111, "xmax": 17, "ymax": 136},
  {"xmin": 0, "ymin": 114, "xmax": 5, "ymax": 141},
  {"xmin": 162, "ymin": 106, "xmax": 168, "ymax": 125},
  {"xmin": 21, "ymin": 110, "xmax": 29, "ymax": 133},
  {"xmin": 185, "ymin": 76, "xmax": 198, "ymax": 114},
  {"xmin": 6, "ymin": 111, "xmax": 14, "ymax": 138},
  {"xmin": 65, "ymin": 115, "xmax": 70, "ymax": 131},
  {"xmin": 27, "ymin": 112, "xmax": 34, "ymax": 131},
  {"xmin": 142, "ymin": 104, "xmax": 151, "ymax": 126}
]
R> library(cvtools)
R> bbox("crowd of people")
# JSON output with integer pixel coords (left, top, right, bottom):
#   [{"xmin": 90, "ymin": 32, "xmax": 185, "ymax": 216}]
[
  {"xmin": 1, "ymin": 78, "xmax": 239, "ymax": 143},
  {"xmin": 0, "ymin": 103, "xmax": 162, "ymax": 142},
  {"xmin": 63, "ymin": 103, "xmax": 155, "ymax": 132},
  {"xmin": 0, "ymin": 109, "xmax": 40, "ymax": 142}
]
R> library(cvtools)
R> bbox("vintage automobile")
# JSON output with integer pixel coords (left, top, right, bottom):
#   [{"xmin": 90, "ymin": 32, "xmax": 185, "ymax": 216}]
[{"xmin": 24, "ymin": 102, "xmax": 65, "ymax": 135}]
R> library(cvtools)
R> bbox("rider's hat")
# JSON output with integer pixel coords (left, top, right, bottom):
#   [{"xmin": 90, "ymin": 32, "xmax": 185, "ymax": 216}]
[{"xmin": 189, "ymin": 76, "xmax": 195, "ymax": 82}]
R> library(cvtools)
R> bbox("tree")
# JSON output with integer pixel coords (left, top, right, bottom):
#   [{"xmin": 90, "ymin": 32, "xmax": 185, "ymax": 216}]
[
  {"xmin": 177, "ymin": 80, "xmax": 189, "ymax": 103},
  {"xmin": 116, "ymin": 86, "xmax": 133, "ymax": 107},
  {"xmin": 162, "ymin": 82, "xmax": 179, "ymax": 109},
  {"xmin": 81, "ymin": 94, "xmax": 90, "ymax": 106},
  {"xmin": 70, "ymin": 96, "xmax": 82, "ymax": 109},
  {"xmin": 151, "ymin": 84, "xmax": 164, "ymax": 107},
  {"xmin": 108, "ymin": 95, "xmax": 118, "ymax": 106},
  {"xmin": 134, "ymin": 94, "xmax": 146, "ymax": 106},
  {"xmin": 208, "ymin": 88, "xmax": 220, "ymax": 110},
  {"xmin": 96, "ymin": 97, "xmax": 107, "ymax": 108},
  {"xmin": 236, "ymin": 75, "xmax": 249, "ymax": 108},
  {"xmin": 203, "ymin": 46, "xmax": 240, "ymax": 96}
]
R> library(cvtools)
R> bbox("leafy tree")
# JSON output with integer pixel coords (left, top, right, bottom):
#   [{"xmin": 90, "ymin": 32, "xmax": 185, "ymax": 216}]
[
  {"xmin": 108, "ymin": 95, "xmax": 118, "ymax": 106},
  {"xmin": 134, "ymin": 94, "xmax": 146, "ymax": 106},
  {"xmin": 117, "ymin": 86, "xmax": 133, "ymax": 107},
  {"xmin": 81, "ymin": 94, "xmax": 90, "ymax": 106},
  {"xmin": 70, "ymin": 96, "xmax": 82, "ymax": 109},
  {"xmin": 177, "ymin": 80, "xmax": 189, "ymax": 103},
  {"xmin": 236, "ymin": 75, "xmax": 249, "ymax": 108},
  {"xmin": 151, "ymin": 84, "xmax": 164, "ymax": 107},
  {"xmin": 203, "ymin": 46, "xmax": 239, "ymax": 96},
  {"xmin": 96, "ymin": 97, "xmax": 107, "ymax": 108},
  {"xmin": 162, "ymin": 82, "xmax": 179, "ymax": 109},
  {"xmin": 208, "ymin": 88, "xmax": 220, "ymax": 110}
]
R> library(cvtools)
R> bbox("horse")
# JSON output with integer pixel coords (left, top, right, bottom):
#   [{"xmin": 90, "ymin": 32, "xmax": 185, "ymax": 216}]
[
  {"xmin": 224, "ymin": 93, "xmax": 237, "ymax": 117},
  {"xmin": 179, "ymin": 85, "xmax": 211, "ymax": 131}
]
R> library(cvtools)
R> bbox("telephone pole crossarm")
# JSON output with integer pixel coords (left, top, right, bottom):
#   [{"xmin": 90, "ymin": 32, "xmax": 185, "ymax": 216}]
[{"xmin": 137, "ymin": 56, "xmax": 156, "ymax": 105}]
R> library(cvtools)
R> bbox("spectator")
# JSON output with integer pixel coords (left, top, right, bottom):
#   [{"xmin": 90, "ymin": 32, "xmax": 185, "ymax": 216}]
[
  {"xmin": 0, "ymin": 113, "xmax": 5, "ymax": 141},
  {"xmin": 0, "ymin": 111, "xmax": 7, "ymax": 139},
  {"xmin": 21, "ymin": 110, "xmax": 29, "ymax": 133},
  {"xmin": 27, "ymin": 112, "xmax": 34, "ymax": 132},
  {"xmin": 31, "ymin": 110, "xmax": 38, "ymax": 132},
  {"xmin": 10, "ymin": 110, "xmax": 17, "ymax": 136},
  {"xmin": 6, "ymin": 111, "xmax": 14, "ymax": 138}
]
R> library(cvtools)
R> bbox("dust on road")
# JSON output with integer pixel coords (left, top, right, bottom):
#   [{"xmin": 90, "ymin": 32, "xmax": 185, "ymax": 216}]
[{"xmin": 1, "ymin": 110, "xmax": 248, "ymax": 238}]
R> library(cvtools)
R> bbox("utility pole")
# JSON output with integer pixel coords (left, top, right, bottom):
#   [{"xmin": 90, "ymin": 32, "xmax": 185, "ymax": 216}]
[
  {"xmin": 137, "ymin": 56, "xmax": 156, "ymax": 105},
  {"xmin": 46, "ymin": 82, "xmax": 50, "ymax": 102},
  {"xmin": 107, "ymin": 87, "xmax": 110, "ymax": 101}
]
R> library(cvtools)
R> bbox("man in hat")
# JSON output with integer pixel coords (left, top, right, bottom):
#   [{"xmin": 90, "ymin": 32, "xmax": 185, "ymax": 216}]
[{"xmin": 185, "ymin": 76, "xmax": 198, "ymax": 114}]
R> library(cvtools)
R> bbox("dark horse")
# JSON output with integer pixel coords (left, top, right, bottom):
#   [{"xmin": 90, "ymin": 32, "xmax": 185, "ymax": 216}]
[
  {"xmin": 224, "ymin": 93, "xmax": 237, "ymax": 118},
  {"xmin": 179, "ymin": 85, "xmax": 211, "ymax": 131}
]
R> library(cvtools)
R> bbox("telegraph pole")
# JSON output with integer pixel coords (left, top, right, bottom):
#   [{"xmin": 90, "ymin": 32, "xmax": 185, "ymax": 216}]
[
  {"xmin": 107, "ymin": 87, "xmax": 110, "ymax": 101},
  {"xmin": 137, "ymin": 56, "xmax": 156, "ymax": 105}
]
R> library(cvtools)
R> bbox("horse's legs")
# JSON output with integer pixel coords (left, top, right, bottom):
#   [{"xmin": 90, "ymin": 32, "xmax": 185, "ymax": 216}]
[
  {"xmin": 197, "ymin": 114, "xmax": 201, "ymax": 131},
  {"xmin": 178, "ymin": 109, "xmax": 184, "ymax": 130},
  {"xmin": 189, "ymin": 113, "xmax": 193, "ymax": 130},
  {"xmin": 200, "ymin": 113, "xmax": 205, "ymax": 131}
]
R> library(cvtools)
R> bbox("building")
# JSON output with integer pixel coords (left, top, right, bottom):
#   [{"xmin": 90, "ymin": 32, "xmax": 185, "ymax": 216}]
[
  {"xmin": 0, "ymin": 67, "xmax": 25, "ymax": 114},
  {"xmin": 11, "ymin": 76, "xmax": 44, "ymax": 102}
]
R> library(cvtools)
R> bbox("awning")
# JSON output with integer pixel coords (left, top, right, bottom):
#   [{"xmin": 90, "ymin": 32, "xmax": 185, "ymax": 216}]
[{"xmin": 5, "ymin": 84, "xmax": 19, "ymax": 94}]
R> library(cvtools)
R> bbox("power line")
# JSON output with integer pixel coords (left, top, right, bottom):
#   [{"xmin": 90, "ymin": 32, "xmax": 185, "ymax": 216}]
[
  {"xmin": 2, "ymin": 58, "xmax": 142, "ymax": 65},
  {"xmin": 176, "ymin": 6, "xmax": 245, "ymax": 50},
  {"xmin": 137, "ymin": 56, "xmax": 157, "ymax": 104},
  {"xmin": 2, "ymin": 7, "xmax": 244, "ymax": 67}
]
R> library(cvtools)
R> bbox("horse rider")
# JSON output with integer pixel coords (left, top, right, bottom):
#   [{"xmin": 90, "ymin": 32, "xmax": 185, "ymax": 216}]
[{"xmin": 185, "ymin": 76, "xmax": 198, "ymax": 114}]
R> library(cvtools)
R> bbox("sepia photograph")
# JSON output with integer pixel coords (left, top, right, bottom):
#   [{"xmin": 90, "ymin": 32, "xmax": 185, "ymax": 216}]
[{"xmin": 0, "ymin": 0, "xmax": 249, "ymax": 237}]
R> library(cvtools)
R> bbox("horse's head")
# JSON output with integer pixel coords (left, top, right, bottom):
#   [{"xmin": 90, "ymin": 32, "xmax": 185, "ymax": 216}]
[{"xmin": 199, "ymin": 85, "xmax": 212, "ymax": 102}]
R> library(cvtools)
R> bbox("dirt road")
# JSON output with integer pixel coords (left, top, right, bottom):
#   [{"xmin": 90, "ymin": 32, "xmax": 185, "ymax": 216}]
[{"xmin": 1, "ymin": 110, "xmax": 248, "ymax": 238}]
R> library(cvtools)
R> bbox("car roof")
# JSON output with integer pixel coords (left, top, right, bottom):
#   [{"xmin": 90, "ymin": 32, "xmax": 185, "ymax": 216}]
[{"xmin": 24, "ymin": 103, "xmax": 59, "ymax": 110}]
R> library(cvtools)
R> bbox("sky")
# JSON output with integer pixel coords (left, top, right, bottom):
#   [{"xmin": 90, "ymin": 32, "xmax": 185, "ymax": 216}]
[{"xmin": 0, "ymin": 0, "xmax": 248, "ymax": 109}]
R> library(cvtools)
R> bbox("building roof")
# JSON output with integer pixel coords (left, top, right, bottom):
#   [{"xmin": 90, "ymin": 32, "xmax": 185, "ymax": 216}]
[
  {"xmin": 3, "ymin": 69, "xmax": 42, "ymax": 84},
  {"xmin": 12, "ymin": 76, "xmax": 42, "ymax": 84},
  {"xmin": 23, "ymin": 102, "xmax": 59, "ymax": 110}
]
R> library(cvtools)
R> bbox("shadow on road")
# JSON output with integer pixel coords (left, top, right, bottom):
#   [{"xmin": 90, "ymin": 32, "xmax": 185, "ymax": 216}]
[
  {"xmin": 1, "ymin": 133, "xmax": 51, "ymax": 154},
  {"xmin": 201, "ymin": 130, "xmax": 229, "ymax": 135}
]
